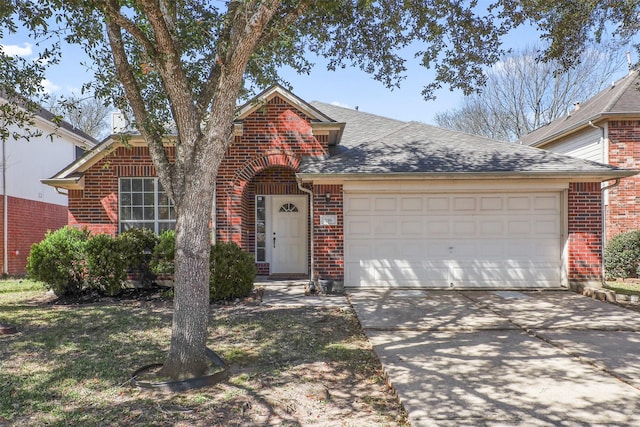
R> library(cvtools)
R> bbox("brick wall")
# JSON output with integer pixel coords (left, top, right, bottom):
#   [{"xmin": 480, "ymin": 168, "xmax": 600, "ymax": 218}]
[
  {"xmin": 0, "ymin": 196, "xmax": 68, "ymax": 275},
  {"xmin": 216, "ymin": 95, "xmax": 328, "ymax": 247},
  {"xmin": 568, "ymin": 182, "xmax": 603, "ymax": 284},
  {"xmin": 312, "ymin": 184, "xmax": 344, "ymax": 282},
  {"xmin": 66, "ymin": 94, "xmax": 328, "ymax": 276},
  {"xmin": 606, "ymin": 120, "xmax": 640, "ymax": 240},
  {"xmin": 68, "ymin": 145, "xmax": 175, "ymax": 236}
]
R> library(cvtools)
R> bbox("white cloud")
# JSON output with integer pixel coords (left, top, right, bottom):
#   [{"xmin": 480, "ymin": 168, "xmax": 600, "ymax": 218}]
[
  {"xmin": 0, "ymin": 43, "xmax": 33, "ymax": 57},
  {"xmin": 41, "ymin": 79, "xmax": 61, "ymax": 94}
]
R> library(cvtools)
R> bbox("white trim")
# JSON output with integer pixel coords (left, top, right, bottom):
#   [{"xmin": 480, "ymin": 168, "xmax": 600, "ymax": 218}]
[{"xmin": 343, "ymin": 179, "xmax": 570, "ymax": 193}]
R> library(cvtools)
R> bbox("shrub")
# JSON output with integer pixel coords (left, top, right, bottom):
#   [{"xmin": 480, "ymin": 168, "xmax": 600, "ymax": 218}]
[
  {"xmin": 209, "ymin": 241, "xmax": 256, "ymax": 301},
  {"xmin": 26, "ymin": 227, "xmax": 89, "ymax": 296},
  {"xmin": 150, "ymin": 229, "xmax": 175, "ymax": 276},
  {"xmin": 149, "ymin": 232, "xmax": 256, "ymax": 300},
  {"xmin": 605, "ymin": 230, "xmax": 640, "ymax": 279},
  {"xmin": 118, "ymin": 227, "xmax": 159, "ymax": 286},
  {"xmin": 85, "ymin": 233, "xmax": 129, "ymax": 296}
]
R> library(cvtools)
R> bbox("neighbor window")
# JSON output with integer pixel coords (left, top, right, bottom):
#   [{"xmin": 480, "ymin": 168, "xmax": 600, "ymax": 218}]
[{"xmin": 119, "ymin": 178, "xmax": 176, "ymax": 233}]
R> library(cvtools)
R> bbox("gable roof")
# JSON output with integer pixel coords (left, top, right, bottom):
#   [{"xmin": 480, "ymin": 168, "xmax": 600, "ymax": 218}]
[
  {"xmin": 42, "ymin": 86, "xmax": 637, "ymax": 191},
  {"xmin": 238, "ymin": 86, "xmax": 345, "ymax": 145},
  {"xmin": 520, "ymin": 70, "xmax": 640, "ymax": 147},
  {"xmin": 299, "ymin": 117, "xmax": 636, "ymax": 182},
  {"xmin": 42, "ymin": 85, "xmax": 346, "ymax": 190}
]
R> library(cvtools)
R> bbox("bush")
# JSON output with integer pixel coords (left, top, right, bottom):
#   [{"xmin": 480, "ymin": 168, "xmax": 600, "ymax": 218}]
[
  {"xmin": 85, "ymin": 234, "xmax": 129, "ymax": 296},
  {"xmin": 605, "ymin": 230, "xmax": 640, "ymax": 279},
  {"xmin": 118, "ymin": 227, "xmax": 159, "ymax": 286},
  {"xmin": 149, "ymin": 232, "xmax": 256, "ymax": 300},
  {"xmin": 150, "ymin": 230, "xmax": 175, "ymax": 276},
  {"xmin": 210, "ymin": 241, "xmax": 256, "ymax": 301},
  {"xmin": 26, "ymin": 227, "xmax": 89, "ymax": 296}
]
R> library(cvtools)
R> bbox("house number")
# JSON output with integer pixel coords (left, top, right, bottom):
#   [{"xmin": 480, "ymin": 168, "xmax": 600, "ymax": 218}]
[{"xmin": 320, "ymin": 215, "xmax": 337, "ymax": 226}]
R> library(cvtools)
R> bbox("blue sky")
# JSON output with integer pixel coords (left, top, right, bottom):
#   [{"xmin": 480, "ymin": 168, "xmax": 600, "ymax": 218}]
[{"xmin": 0, "ymin": 15, "xmax": 636, "ymax": 125}]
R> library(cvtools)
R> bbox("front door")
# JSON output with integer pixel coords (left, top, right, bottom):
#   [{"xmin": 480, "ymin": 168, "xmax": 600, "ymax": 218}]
[{"xmin": 271, "ymin": 195, "xmax": 307, "ymax": 274}]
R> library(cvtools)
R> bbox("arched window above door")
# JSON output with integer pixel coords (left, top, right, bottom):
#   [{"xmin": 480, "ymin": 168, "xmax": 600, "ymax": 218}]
[{"xmin": 279, "ymin": 203, "xmax": 299, "ymax": 213}]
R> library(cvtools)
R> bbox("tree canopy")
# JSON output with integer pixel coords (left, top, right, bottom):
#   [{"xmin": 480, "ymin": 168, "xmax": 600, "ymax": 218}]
[{"xmin": 1, "ymin": 0, "xmax": 638, "ymax": 379}]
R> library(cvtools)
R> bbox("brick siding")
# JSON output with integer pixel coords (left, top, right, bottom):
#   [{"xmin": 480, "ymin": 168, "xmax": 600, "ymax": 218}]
[
  {"xmin": 0, "ymin": 196, "xmax": 68, "ymax": 275},
  {"xmin": 68, "ymin": 95, "xmax": 328, "ymax": 276},
  {"xmin": 606, "ymin": 120, "xmax": 640, "ymax": 240},
  {"xmin": 216, "ymin": 95, "xmax": 328, "ymax": 248},
  {"xmin": 312, "ymin": 184, "xmax": 344, "ymax": 282},
  {"xmin": 568, "ymin": 182, "xmax": 603, "ymax": 284},
  {"xmin": 68, "ymin": 145, "xmax": 176, "ymax": 237}
]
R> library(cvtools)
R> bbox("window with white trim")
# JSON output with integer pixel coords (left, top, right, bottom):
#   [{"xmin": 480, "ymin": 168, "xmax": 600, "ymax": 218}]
[{"xmin": 119, "ymin": 177, "xmax": 176, "ymax": 233}]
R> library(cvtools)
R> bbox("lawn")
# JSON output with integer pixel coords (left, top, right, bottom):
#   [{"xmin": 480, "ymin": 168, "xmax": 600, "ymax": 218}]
[
  {"xmin": 605, "ymin": 280, "xmax": 640, "ymax": 296},
  {"xmin": 0, "ymin": 280, "xmax": 407, "ymax": 426}
]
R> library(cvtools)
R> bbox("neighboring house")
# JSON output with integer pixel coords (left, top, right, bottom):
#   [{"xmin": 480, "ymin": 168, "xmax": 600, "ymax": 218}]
[
  {"xmin": 1, "ymin": 98, "xmax": 97, "ymax": 275},
  {"xmin": 43, "ymin": 86, "xmax": 635, "ymax": 290},
  {"xmin": 520, "ymin": 69, "xmax": 640, "ymax": 242}
]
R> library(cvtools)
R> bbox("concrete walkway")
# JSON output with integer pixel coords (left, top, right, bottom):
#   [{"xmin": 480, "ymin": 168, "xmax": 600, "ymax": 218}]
[
  {"xmin": 256, "ymin": 278, "xmax": 350, "ymax": 309},
  {"xmin": 349, "ymin": 289, "xmax": 640, "ymax": 426}
]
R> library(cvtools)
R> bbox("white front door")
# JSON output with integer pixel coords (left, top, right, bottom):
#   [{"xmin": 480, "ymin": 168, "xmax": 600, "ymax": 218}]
[{"xmin": 270, "ymin": 195, "xmax": 307, "ymax": 274}]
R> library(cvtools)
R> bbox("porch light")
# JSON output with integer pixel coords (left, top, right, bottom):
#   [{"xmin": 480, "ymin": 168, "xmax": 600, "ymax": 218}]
[{"xmin": 325, "ymin": 192, "xmax": 331, "ymax": 202}]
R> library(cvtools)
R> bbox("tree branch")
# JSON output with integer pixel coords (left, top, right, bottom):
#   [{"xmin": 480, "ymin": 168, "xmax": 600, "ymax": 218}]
[
  {"xmin": 104, "ymin": 8, "xmax": 176, "ymax": 203},
  {"xmin": 99, "ymin": 0, "xmax": 157, "ymax": 56},
  {"xmin": 139, "ymin": 0, "xmax": 199, "ymax": 140}
]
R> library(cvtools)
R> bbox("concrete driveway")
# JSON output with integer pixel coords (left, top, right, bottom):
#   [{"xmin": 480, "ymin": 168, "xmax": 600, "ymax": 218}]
[{"xmin": 349, "ymin": 290, "xmax": 640, "ymax": 426}]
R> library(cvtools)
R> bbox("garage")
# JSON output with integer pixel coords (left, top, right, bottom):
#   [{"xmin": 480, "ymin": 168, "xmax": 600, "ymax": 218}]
[{"xmin": 344, "ymin": 191, "xmax": 563, "ymax": 288}]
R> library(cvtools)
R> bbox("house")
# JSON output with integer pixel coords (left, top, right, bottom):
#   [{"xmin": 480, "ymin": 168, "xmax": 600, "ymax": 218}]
[
  {"xmin": 520, "ymin": 69, "xmax": 640, "ymax": 242},
  {"xmin": 42, "ymin": 86, "xmax": 636, "ymax": 289},
  {"xmin": 1, "ymin": 98, "xmax": 97, "ymax": 275}
]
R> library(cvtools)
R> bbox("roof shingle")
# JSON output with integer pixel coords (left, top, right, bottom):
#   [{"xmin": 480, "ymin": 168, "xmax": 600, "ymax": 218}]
[{"xmin": 519, "ymin": 70, "xmax": 640, "ymax": 147}]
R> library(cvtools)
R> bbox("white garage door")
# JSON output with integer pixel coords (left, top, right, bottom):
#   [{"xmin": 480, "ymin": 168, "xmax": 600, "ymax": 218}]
[{"xmin": 344, "ymin": 192, "xmax": 562, "ymax": 288}]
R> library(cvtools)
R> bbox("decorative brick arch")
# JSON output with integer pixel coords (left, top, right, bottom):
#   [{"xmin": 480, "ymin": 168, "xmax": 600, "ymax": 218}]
[
  {"xmin": 232, "ymin": 152, "xmax": 302, "ymax": 195},
  {"xmin": 216, "ymin": 152, "xmax": 303, "ymax": 246}
]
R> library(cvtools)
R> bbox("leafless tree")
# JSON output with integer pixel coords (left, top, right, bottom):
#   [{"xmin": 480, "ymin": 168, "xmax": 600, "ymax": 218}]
[
  {"xmin": 435, "ymin": 44, "xmax": 629, "ymax": 142},
  {"xmin": 46, "ymin": 94, "xmax": 112, "ymax": 139}
]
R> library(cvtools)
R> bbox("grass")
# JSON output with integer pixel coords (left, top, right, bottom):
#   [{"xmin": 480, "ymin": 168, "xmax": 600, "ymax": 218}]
[
  {"xmin": 605, "ymin": 280, "xmax": 640, "ymax": 295},
  {"xmin": 0, "ymin": 280, "xmax": 406, "ymax": 426}
]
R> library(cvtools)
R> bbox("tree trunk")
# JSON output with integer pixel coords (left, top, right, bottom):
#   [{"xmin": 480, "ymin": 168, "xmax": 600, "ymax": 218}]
[{"xmin": 160, "ymin": 179, "xmax": 213, "ymax": 379}]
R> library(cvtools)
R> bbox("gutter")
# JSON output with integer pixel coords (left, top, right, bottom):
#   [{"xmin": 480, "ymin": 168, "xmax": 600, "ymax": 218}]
[
  {"xmin": 298, "ymin": 170, "xmax": 638, "ymax": 182},
  {"xmin": 601, "ymin": 179, "xmax": 621, "ymax": 286},
  {"xmin": 296, "ymin": 178, "xmax": 314, "ymax": 286}
]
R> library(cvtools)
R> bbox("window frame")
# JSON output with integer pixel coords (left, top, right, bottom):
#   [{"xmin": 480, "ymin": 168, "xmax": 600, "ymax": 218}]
[
  {"xmin": 255, "ymin": 195, "xmax": 267, "ymax": 262},
  {"xmin": 118, "ymin": 177, "xmax": 176, "ymax": 234}
]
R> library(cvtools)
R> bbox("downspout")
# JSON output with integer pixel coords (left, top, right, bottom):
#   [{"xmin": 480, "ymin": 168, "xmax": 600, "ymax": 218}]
[
  {"xmin": 297, "ymin": 178, "xmax": 314, "ymax": 286},
  {"xmin": 2, "ymin": 140, "xmax": 6, "ymax": 275},
  {"xmin": 601, "ymin": 179, "xmax": 620, "ymax": 286}
]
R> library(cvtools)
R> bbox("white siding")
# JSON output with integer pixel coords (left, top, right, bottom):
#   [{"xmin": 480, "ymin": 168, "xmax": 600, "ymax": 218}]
[
  {"xmin": 3, "ymin": 122, "xmax": 83, "ymax": 206},
  {"xmin": 542, "ymin": 127, "xmax": 603, "ymax": 162}
]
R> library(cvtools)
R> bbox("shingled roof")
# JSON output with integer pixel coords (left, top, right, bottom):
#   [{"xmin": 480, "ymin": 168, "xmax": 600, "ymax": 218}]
[
  {"xmin": 520, "ymin": 70, "xmax": 640, "ymax": 147},
  {"xmin": 301, "ymin": 106, "xmax": 635, "ymax": 181}
]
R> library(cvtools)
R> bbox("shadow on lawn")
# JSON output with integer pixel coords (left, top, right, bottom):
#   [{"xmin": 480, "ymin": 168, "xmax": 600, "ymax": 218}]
[{"xmin": 1, "ymin": 300, "xmax": 405, "ymax": 426}]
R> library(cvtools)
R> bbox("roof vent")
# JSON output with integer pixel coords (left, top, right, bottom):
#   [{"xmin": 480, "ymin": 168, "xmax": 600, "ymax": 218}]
[{"xmin": 573, "ymin": 102, "xmax": 581, "ymax": 111}]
